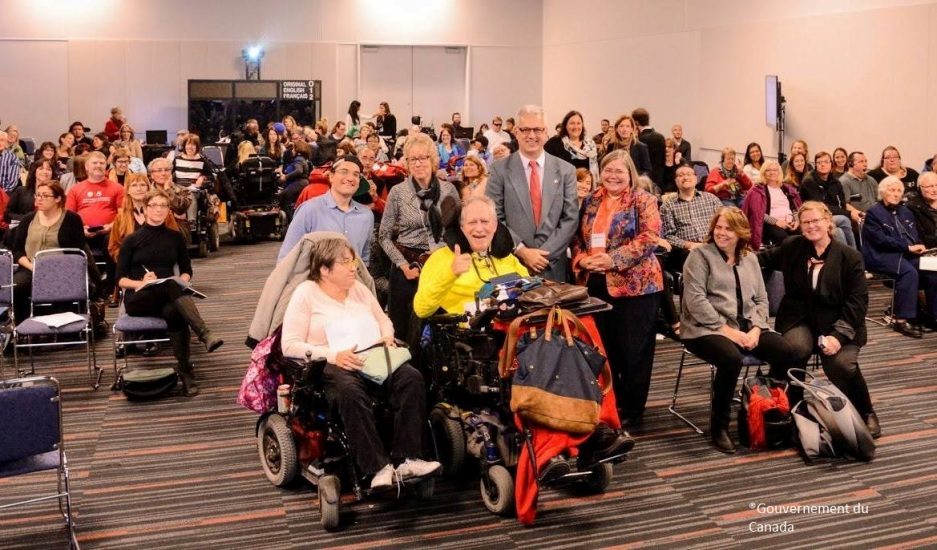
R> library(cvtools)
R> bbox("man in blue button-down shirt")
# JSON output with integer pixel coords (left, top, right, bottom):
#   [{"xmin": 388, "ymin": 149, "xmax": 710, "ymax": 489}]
[
  {"xmin": 277, "ymin": 155, "xmax": 374, "ymax": 264},
  {"xmin": 0, "ymin": 130, "xmax": 22, "ymax": 193}
]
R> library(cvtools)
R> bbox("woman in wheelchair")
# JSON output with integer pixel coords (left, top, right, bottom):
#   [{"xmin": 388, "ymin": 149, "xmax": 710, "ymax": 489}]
[
  {"xmin": 681, "ymin": 206, "xmax": 794, "ymax": 453},
  {"xmin": 116, "ymin": 188, "xmax": 223, "ymax": 397},
  {"xmin": 281, "ymin": 237, "xmax": 441, "ymax": 490}
]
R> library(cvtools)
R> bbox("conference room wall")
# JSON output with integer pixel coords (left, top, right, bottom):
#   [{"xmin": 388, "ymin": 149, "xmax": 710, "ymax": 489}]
[
  {"xmin": 543, "ymin": 0, "xmax": 937, "ymax": 169},
  {"xmin": 1, "ymin": 0, "xmax": 541, "ymax": 142}
]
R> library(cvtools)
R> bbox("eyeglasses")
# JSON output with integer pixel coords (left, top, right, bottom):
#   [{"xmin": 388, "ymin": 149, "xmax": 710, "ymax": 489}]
[
  {"xmin": 601, "ymin": 168, "xmax": 630, "ymax": 178},
  {"xmin": 150, "ymin": 168, "xmax": 171, "ymax": 173},
  {"xmin": 146, "ymin": 203, "xmax": 170, "ymax": 209},
  {"xmin": 516, "ymin": 127, "xmax": 546, "ymax": 136},
  {"xmin": 800, "ymin": 218, "xmax": 825, "ymax": 226},
  {"xmin": 334, "ymin": 168, "xmax": 361, "ymax": 178},
  {"xmin": 407, "ymin": 156, "xmax": 432, "ymax": 164},
  {"xmin": 34, "ymin": 193, "xmax": 55, "ymax": 199},
  {"xmin": 335, "ymin": 257, "xmax": 359, "ymax": 267},
  {"xmin": 115, "ymin": 159, "xmax": 130, "ymax": 164},
  {"xmin": 493, "ymin": 122, "xmax": 502, "ymax": 126}
]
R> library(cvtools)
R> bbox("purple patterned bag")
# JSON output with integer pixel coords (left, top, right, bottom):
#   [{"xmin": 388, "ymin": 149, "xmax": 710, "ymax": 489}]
[{"xmin": 237, "ymin": 331, "xmax": 280, "ymax": 413}]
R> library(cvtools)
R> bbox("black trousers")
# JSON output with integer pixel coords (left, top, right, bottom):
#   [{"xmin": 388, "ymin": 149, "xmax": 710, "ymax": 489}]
[
  {"xmin": 782, "ymin": 324, "xmax": 874, "ymax": 416},
  {"xmin": 322, "ymin": 363, "xmax": 426, "ymax": 475},
  {"xmin": 88, "ymin": 233, "xmax": 116, "ymax": 296},
  {"xmin": 587, "ymin": 274, "xmax": 660, "ymax": 421},
  {"xmin": 683, "ymin": 331, "xmax": 794, "ymax": 428},
  {"xmin": 387, "ymin": 265, "xmax": 419, "ymax": 343}
]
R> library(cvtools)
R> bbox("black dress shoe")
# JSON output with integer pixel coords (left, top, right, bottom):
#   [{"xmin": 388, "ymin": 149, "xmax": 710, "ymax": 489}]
[
  {"xmin": 538, "ymin": 456, "xmax": 572, "ymax": 484},
  {"xmin": 580, "ymin": 425, "xmax": 635, "ymax": 466},
  {"xmin": 711, "ymin": 428, "xmax": 736, "ymax": 454},
  {"xmin": 864, "ymin": 412, "xmax": 882, "ymax": 439},
  {"xmin": 893, "ymin": 320, "xmax": 921, "ymax": 339}
]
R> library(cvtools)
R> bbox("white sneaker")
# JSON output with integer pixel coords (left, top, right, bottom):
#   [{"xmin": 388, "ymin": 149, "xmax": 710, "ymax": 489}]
[
  {"xmin": 395, "ymin": 458, "xmax": 442, "ymax": 480},
  {"xmin": 370, "ymin": 463, "xmax": 395, "ymax": 489}
]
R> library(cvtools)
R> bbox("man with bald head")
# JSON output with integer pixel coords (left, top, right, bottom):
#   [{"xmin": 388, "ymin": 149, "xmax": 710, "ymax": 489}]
[{"xmin": 486, "ymin": 104, "xmax": 578, "ymax": 282}]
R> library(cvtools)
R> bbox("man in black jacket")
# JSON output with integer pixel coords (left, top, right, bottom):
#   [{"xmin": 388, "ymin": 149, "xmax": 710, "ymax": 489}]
[
  {"xmin": 800, "ymin": 151, "xmax": 856, "ymax": 248},
  {"xmin": 633, "ymin": 107, "xmax": 666, "ymax": 186}
]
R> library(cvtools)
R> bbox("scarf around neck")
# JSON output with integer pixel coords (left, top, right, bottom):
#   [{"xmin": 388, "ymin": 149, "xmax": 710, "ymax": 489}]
[{"xmin": 413, "ymin": 176, "xmax": 443, "ymax": 242}]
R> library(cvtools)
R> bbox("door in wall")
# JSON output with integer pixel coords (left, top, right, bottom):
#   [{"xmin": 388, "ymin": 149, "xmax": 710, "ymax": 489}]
[{"xmin": 359, "ymin": 45, "xmax": 466, "ymax": 136}]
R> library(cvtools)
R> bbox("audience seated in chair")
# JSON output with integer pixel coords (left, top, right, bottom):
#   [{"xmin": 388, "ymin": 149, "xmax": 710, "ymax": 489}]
[
  {"xmin": 740, "ymin": 159, "xmax": 802, "ymax": 250},
  {"xmin": 680, "ymin": 206, "xmax": 795, "ymax": 453},
  {"xmin": 800, "ymin": 151, "xmax": 855, "ymax": 248},
  {"xmin": 705, "ymin": 147, "xmax": 753, "ymax": 207},
  {"xmin": 861, "ymin": 177, "xmax": 937, "ymax": 337},
  {"xmin": 659, "ymin": 162, "xmax": 722, "ymax": 272},
  {"xmin": 760, "ymin": 201, "xmax": 880, "ymax": 438},
  {"xmin": 116, "ymin": 188, "xmax": 223, "ymax": 397}
]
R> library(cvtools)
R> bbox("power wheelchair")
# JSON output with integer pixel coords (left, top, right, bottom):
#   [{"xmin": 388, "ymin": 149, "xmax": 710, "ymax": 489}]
[
  {"xmin": 229, "ymin": 154, "xmax": 288, "ymax": 243},
  {"xmin": 255, "ymin": 351, "xmax": 436, "ymax": 532},
  {"xmin": 422, "ymin": 297, "xmax": 627, "ymax": 517}
]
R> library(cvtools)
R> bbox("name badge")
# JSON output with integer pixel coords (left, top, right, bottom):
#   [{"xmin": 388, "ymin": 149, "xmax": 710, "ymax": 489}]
[{"xmin": 590, "ymin": 233, "xmax": 607, "ymax": 251}]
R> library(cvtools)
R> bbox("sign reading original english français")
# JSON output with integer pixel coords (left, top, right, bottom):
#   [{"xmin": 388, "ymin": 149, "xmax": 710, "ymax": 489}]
[{"xmin": 280, "ymin": 80, "xmax": 315, "ymax": 100}]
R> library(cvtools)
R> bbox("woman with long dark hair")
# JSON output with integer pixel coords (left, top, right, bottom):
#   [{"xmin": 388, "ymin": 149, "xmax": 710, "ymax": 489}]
[
  {"xmin": 742, "ymin": 142, "xmax": 765, "ymax": 185},
  {"xmin": 345, "ymin": 100, "xmax": 362, "ymax": 139},
  {"xmin": 544, "ymin": 110, "xmax": 599, "ymax": 181},
  {"xmin": 7, "ymin": 159, "xmax": 58, "ymax": 223}
]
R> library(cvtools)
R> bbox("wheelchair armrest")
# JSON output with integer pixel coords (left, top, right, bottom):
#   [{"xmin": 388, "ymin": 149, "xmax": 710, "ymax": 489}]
[{"xmin": 427, "ymin": 313, "xmax": 467, "ymax": 326}]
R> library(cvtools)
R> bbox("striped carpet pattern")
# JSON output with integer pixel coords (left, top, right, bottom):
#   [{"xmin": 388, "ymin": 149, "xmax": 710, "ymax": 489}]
[{"xmin": 2, "ymin": 241, "xmax": 937, "ymax": 549}]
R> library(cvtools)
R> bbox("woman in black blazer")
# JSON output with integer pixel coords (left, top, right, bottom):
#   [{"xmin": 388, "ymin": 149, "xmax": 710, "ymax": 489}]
[
  {"xmin": 759, "ymin": 201, "xmax": 879, "ymax": 438},
  {"xmin": 604, "ymin": 114, "xmax": 652, "ymax": 176}
]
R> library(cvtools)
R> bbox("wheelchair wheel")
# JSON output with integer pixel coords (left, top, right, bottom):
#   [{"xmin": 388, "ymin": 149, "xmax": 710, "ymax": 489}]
[
  {"xmin": 318, "ymin": 474, "xmax": 341, "ymax": 531},
  {"xmin": 581, "ymin": 463, "xmax": 613, "ymax": 494},
  {"xmin": 208, "ymin": 222, "xmax": 220, "ymax": 252},
  {"xmin": 480, "ymin": 464, "xmax": 514, "ymax": 516},
  {"xmin": 258, "ymin": 414, "xmax": 299, "ymax": 487},
  {"xmin": 276, "ymin": 210, "xmax": 288, "ymax": 241},
  {"xmin": 429, "ymin": 406, "xmax": 465, "ymax": 475}
]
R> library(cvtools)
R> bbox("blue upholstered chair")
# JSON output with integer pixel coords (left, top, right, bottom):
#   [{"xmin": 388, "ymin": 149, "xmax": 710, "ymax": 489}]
[{"xmin": 0, "ymin": 376, "xmax": 79, "ymax": 549}]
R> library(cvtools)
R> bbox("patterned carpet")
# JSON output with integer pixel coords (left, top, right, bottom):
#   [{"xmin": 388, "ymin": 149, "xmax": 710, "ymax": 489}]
[{"xmin": 2, "ymin": 240, "xmax": 936, "ymax": 549}]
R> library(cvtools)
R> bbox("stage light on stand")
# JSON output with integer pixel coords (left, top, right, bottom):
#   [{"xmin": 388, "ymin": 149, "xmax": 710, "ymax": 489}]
[{"xmin": 241, "ymin": 45, "xmax": 265, "ymax": 80}]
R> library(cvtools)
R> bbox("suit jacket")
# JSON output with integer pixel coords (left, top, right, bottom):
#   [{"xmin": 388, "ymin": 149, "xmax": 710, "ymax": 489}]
[
  {"xmin": 486, "ymin": 151, "xmax": 578, "ymax": 282},
  {"xmin": 638, "ymin": 128, "xmax": 666, "ymax": 185},
  {"xmin": 760, "ymin": 236, "xmax": 868, "ymax": 347},
  {"xmin": 676, "ymin": 139, "xmax": 692, "ymax": 162},
  {"xmin": 605, "ymin": 141, "xmax": 652, "ymax": 177}
]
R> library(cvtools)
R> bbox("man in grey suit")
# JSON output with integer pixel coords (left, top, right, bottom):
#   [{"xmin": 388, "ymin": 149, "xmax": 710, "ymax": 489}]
[{"xmin": 486, "ymin": 105, "xmax": 579, "ymax": 282}]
